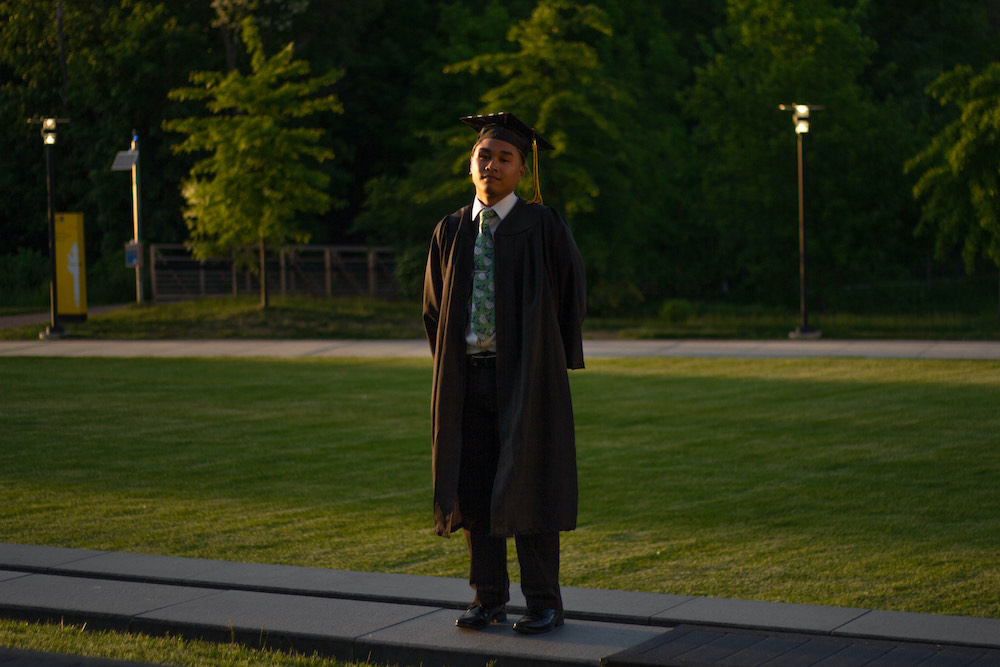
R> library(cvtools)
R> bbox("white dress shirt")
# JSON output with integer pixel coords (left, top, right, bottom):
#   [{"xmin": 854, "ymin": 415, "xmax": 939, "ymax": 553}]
[{"xmin": 466, "ymin": 192, "xmax": 519, "ymax": 354}]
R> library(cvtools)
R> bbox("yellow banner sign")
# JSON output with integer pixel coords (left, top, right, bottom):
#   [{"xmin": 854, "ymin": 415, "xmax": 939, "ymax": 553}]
[{"xmin": 55, "ymin": 212, "xmax": 87, "ymax": 318}]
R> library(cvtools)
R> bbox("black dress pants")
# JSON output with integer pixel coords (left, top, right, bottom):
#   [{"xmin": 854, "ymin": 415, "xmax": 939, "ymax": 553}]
[{"xmin": 458, "ymin": 359, "xmax": 562, "ymax": 611}]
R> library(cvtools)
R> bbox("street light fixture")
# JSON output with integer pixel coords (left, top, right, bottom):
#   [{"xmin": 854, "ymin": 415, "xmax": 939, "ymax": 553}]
[
  {"xmin": 27, "ymin": 115, "xmax": 70, "ymax": 339},
  {"xmin": 42, "ymin": 117, "xmax": 58, "ymax": 145},
  {"xmin": 778, "ymin": 103, "xmax": 823, "ymax": 339}
]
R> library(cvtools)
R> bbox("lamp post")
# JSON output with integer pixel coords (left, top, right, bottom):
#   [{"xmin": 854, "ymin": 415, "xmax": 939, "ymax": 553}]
[
  {"xmin": 111, "ymin": 131, "xmax": 143, "ymax": 303},
  {"xmin": 28, "ymin": 116, "xmax": 70, "ymax": 339},
  {"xmin": 779, "ymin": 104, "xmax": 822, "ymax": 339}
]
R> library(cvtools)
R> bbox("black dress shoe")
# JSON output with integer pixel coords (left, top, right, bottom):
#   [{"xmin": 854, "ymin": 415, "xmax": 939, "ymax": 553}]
[
  {"xmin": 513, "ymin": 608, "xmax": 564, "ymax": 634},
  {"xmin": 456, "ymin": 603, "xmax": 506, "ymax": 629}
]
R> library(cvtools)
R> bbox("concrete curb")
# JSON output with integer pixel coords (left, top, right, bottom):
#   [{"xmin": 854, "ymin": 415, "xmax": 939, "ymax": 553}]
[{"xmin": 2, "ymin": 544, "xmax": 998, "ymax": 666}]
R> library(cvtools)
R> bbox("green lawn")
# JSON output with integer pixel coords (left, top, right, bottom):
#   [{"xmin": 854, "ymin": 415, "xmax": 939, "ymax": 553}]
[
  {"xmin": 0, "ymin": 619, "xmax": 362, "ymax": 667},
  {"xmin": 2, "ymin": 355, "xmax": 999, "ymax": 663}
]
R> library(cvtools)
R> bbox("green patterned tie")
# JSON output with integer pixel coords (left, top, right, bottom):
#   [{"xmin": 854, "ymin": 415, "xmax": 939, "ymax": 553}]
[{"xmin": 471, "ymin": 209, "xmax": 498, "ymax": 346}]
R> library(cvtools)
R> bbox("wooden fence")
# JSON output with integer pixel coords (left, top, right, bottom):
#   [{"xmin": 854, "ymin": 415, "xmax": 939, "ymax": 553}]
[{"xmin": 149, "ymin": 244, "xmax": 397, "ymax": 301}]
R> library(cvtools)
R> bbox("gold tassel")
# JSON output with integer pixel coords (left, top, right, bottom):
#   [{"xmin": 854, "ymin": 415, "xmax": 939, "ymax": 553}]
[{"xmin": 527, "ymin": 137, "xmax": 543, "ymax": 204}]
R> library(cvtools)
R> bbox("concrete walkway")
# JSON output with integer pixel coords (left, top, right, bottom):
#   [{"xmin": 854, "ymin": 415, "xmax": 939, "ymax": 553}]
[
  {"xmin": 2, "ymin": 543, "xmax": 999, "ymax": 667},
  {"xmin": 2, "ymin": 337, "xmax": 1000, "ymax": 360}
]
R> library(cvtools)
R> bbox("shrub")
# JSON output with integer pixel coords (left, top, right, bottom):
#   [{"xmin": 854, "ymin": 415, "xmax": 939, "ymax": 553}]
[
  {"xmin": 659, "ymin": 298, "xmax": 694, "ymax": 323},
  {"xmin": 0, "ymin": 249, "xmax": 49, "ymax": 309}
]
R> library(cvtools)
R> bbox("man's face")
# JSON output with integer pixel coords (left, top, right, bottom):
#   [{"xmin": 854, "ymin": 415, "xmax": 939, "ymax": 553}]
[{"xmin": 470, "ymin": 137, "xmax": 526, "ymax": 205}]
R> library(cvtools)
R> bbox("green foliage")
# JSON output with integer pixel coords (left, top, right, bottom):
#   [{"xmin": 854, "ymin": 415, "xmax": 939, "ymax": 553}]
[
  {"xmin": 343, "ymin": 2, "xmax": 519, "ymax": 256},
  {"xmin": 0, "ymin": 0, "xmax": 205, "ymax": 291},
  {"xmin": 357, "ymin": 0, "xmax": 694, "ymax": 314},
  {"xmin": 392, "ymin": 244, "xmax": 432, "ymax": 301},
  {"xmin": 355, "ymin": 1, "xmax": 634, "ymax": 305},
  {"xmin": 906, "ymin": 63, "xmax": 1000, "ymax": 273},
  {"xmin": 447, "ymin": 1, "xmax": 618, "ymax": 214},
  {"xmin": 686, "ymin": 0, "xmax": 890, "ymax": 301},
  {"xmin": 0, "ymin": 248, "xmax": 48, "ymax": 308},
  {"xmin": 164, "ymin": 18, "xmax": 343, "ymax": 263},
  {"xmin": 449, "ymin": 0, "xmax": 650, "ymax": 315},
  {"xmin": 658, "ymin": 298, "xmax": 694, "ymax": 323},
  {"xmin": 2, "ymin": 0, "xmax": 1000, "ymax": 311}
]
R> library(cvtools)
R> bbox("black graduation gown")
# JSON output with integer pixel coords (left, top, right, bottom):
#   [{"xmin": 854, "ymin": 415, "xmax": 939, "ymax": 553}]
[{"xmin": 423, "ymin": 199, "xmax": 586, "ymax": 538}]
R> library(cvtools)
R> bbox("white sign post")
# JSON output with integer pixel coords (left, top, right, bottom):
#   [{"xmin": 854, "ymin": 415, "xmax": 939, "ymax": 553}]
[{"xmin": 111, "ymin": 132, "xmax": 142, "ymax": 303}]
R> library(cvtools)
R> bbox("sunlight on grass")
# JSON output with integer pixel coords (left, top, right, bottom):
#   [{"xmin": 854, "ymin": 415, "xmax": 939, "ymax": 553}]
[{"xmin": 2, "ymin": 356, "xmax": 998, "ymax": 623}]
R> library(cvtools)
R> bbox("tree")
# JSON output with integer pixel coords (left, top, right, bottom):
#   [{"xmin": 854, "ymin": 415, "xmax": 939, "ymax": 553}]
[
  {"xmin": 210, "ymin": 0, "xmax": 255, "ymax": 72},
  {"xmin": 584, "ymin": 0, "xmax": 712, "ymax": 306},
  {"xmin": 164, "ymin": 17, "xmax": 342, "ymax": 307},
  {"xmin": 906, "ymin": 63, "xmax": 1000, "ymax": 319},
  {"xmin": 0, "ymin": 0, "xmax": 210, "ymax": 303},
  {"xmin": 685, "ymin": 0, "xmax": 885, "ymax": 305},
  {"xmin": 348, "ymin": 1, "xmax": 524, "ymax": 260},
  {"xmin": 356, "ymin": 0, "xmax": 651, "ymax": 312},
  {"xmin": 4, "ymin": 0, "xmax": 998, "ymax": 311}
]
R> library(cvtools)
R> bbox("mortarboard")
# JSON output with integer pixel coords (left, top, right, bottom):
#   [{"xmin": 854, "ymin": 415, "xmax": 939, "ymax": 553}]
[{"xmin": 460, "ymin": 112, "xmax": 553, "ymax": 204}]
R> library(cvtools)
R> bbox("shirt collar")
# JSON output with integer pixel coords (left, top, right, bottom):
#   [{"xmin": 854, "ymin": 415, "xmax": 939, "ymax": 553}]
[{"xmin": 472, "ymin": 191, "xmax": 518, "ymax": 223}]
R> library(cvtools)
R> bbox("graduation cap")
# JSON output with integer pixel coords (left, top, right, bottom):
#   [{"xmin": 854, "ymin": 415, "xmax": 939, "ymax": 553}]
[{"xmin": 460, "ymin": 112, "xmax": 553, "ymax": 204}]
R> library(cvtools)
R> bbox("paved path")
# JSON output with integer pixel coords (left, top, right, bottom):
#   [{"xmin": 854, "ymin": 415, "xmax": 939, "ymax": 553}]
[
  {"xmin": 2, "ymin": 543, "xmax": 999, "ymax": 667},
  {"xmin": 3, "ymin": 337, "xmax": 1000, "ymax": 360},
  {"xmin": 3, "ymin": 302, "xmax": 999, "ymax": 360}
]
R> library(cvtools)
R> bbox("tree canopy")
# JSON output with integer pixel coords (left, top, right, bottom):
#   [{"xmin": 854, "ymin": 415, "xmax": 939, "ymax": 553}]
[
  {"xmin": 164, "ymin": 17, "xmax": 342, "ymax": 306},
  {"xmin": 907, "ymin": 63, "xmax": 1000, "ymax": 273},
  {"xmin": 2, "ymin": 0, "xmax": 999, "ymax": 313}
]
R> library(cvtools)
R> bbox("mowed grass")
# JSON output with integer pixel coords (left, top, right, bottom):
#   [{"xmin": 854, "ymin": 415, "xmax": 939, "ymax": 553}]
[
  {"xmin": 0, "ymin": 618, "xmax": 366, "ymax": 667},
  {"xmin": 2, "ymin": 355, "xmax": 999, "ymax": 629}
]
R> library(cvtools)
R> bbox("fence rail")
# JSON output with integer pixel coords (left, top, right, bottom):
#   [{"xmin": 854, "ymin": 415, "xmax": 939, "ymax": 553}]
[{"xmin": 149, "ymin": 244, "xmax": 397, "ymax": 301}]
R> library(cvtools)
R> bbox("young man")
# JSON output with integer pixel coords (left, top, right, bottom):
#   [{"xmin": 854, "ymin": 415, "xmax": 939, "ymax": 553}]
[{"xmin": 422, "ymin": 112, "xmax": 586, "ymax": 635}]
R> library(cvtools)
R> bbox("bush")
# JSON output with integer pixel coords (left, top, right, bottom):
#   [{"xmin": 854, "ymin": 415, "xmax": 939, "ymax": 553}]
[
  {"xmin": 587, "ymin": 277, "xmax": 646, "ymax": 317},
  {"xmin": 393, "ymin": 244, "xmax": 427, "ymax": 301},
  {"xmin": 659, "ymin": 298, "xmax": 694, "ymax": 323},
  {"xmin": 0, "ymin": 248, "xmax": 50, "ymax": 309},
  {"xmin": 86, "ymin": 249, "xmax": 136, "ymax": 304}
]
